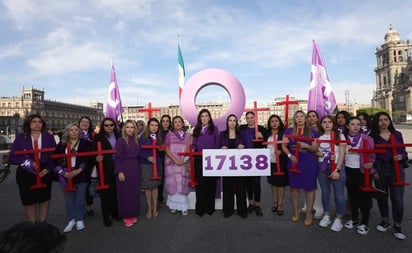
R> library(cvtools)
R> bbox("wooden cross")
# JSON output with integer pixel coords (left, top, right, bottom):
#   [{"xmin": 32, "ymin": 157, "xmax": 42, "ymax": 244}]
[
  {"xmin": 244, "ymin": 101, "xmax": 270, "ymax": 142},
  {"xmin": 178, "ymin": 144, "xmax": 202, "ymax": 187},
  {"xmin": 349, "ymin": 139, "xmax": 385, "ymax": 192},
  {"xmin": 141, "ymin": 138, "xmax": 167, "ymax": 180},
  {"xmin": 284, "ymin": 127, "xmax": 315, "ymax": 174},
  {"xmin": 262, "ymin": 133, "xmax": 289, "ymax": 175},
  {"xmin": 14, "ymin": 140, "xmax": 56, "ymax": 189},
  {"xmin": 375, "ymin": 134, "xmax": 412, "ymax": 186},
  {"xmin": 138, "ymin": 102, "xmax": 160, "ymax": 120},
  {"xmin": 275, "ymin": 95, "xmax": 298, "ymax": 127},
  {"xmin": 314, "ymin": 131, "xmax": 349, "ymax": 178}
]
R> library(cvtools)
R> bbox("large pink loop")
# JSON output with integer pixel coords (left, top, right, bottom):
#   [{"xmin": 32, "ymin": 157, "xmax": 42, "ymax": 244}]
[{"xmin": 180, "ymin": 68, "xmax": 246, "ymax": 130}]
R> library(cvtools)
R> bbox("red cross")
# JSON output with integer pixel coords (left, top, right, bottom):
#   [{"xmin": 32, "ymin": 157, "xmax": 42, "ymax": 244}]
[
  {"xmin": 285, "ymin": 127, "xmax": 315, "ymax": 173},
  {"xmin": 262, "ymin": 133, "xmax": 289, "ymax": 175},
  {"xmin": 14, "ymin": 140, "xmax": 56, "ymax": 189},
  {"xmin": 50, "ymin": 144, "xmax": 77, "ymax": 192},
  {"xmin": 349, "ymin": 139, "xmax": 385, "ymax": 192},
  {"xmin": 275, "ymin": 95, "xmax": 298, "ymax": 127},
  {"xmin": 315, "ymin": 131, "xmax": 349, "ymax": 178},
  {"xmin": 71, "ymin": 141, "xmax": 116, "ymax": 190},
  {"xmin": 141, "ymin": 138, "xmax": 167, "ymax": 180},
  {"xmin": 244, "ymin": 101, "xmax": 270, "ymax": 142},
  {"xmin": 138, "ymin": 102, "xmax": 160, "ymax": 120},
  {"xmin": 375, "ymin": 134, "xmax": 412, "ymax": 186},
  {"xmin": 178, "ymin": 144, "xmax": 202, "ymax": 187}
]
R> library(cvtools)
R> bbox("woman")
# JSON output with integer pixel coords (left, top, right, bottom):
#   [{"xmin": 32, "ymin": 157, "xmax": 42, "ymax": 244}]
[
  {"xmin": 239, "ymin": 111, "xmax": 267, "ymax": 216},
  {"xmin": 371, "ymin": 112, "xmax": 408, "ymax": 240},
  {"xmin": 316, "ymin": 116, "xmax": 346, "ymax": 232},
  {"xmin": 335, "ymin": 111, "xmax": 351, "ymax": 134},
  {"xmin": 114, "ymin": 120, "xmax": 141, "ymax": 227},
  {"xmin": 164, "ymin": 116, "xmax": 191, "ymax": 216},
  {"xmin": 192, "ymin": 109, "xmax": 220, "ymax": 217},
  {"xmin": 139, "ymin": 118, "xmax": 162, "ymax": 219},
  {"xmin": 307, "ymin": 110, "xmax": 320, "ymax": 132},
  {"xmin": 54, "ymin": 123, "xmax": 89, "ymax": 232},
  {"xmin": 158, "ymin": 114, "xmax": 172, "ymax": 209},
  {"xmin": 219, "ymin": 114, "xmax": 247, "ymax": 218},
  {"xmin": 92, "ymin": 117, "xmax": 120, "ymax": 227},
  {"xmin": 78, "ymin": 116, "xmax": 97, "ymax": 217},
  {"xmin": 343, "ymin": 116, "xmax": 377, "ymax": 235},
  {"xmin": 9, "ymin": 114, "xmax": 57, "ymax": 222},
  {"xmin": 266, "ymin": 114, "xmax": 288, "ymax": 216},
  {"xmin": 302, "ymin": 110, "xmax": 323, "ymax": 219},
  {"xmin": 357, "ymin": 112, "xmax": 371, "ymax": 135},
  {"xmin": 282, "ymin": 110, "xmax": 319, "ymax": 225}
]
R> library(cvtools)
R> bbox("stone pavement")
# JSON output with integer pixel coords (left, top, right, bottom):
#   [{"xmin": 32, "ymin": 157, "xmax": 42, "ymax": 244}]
[{"xmin": 0, "ymin": 164, "xmax": 411, "ymax": 253}]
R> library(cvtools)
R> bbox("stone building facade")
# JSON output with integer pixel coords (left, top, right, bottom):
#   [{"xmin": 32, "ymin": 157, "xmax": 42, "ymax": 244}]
[
  {"xmin": 0, "ymin": 87, "xmax": 104, "ymax": 135},
  {"xmin": 372, "ymin": 25, "xmax": 412, "ymax": 121}
]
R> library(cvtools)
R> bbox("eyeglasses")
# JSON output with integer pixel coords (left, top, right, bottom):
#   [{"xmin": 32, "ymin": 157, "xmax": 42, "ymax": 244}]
[{"xmin": 104, "ymin": 124, "xmax": 114, "ymax": 127}]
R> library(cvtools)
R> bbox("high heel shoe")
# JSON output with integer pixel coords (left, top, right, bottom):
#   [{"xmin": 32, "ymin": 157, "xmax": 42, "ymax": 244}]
[
  {"xmin": 304, "ymin": 213, "xmax": 313, "ymax": 226},
  {"xmin": 291, "ymin": 211, "xmax": 300, "ymax": 222},
  {"xmin": 146, "ymin": 209, "xmax": 152, "ymax": 219},
  {"xmin": 271, "ymin": 203, "xmax": 278, "ymax": 213},
  {"xmin": 277, "ymin": 205, "xmax": 284, "ymax": 216}
]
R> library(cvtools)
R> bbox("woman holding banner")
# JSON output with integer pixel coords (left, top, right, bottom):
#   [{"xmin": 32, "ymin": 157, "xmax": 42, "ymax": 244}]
[{"xmin": 219, "ymin": 114, "xmax": 248, "ymax": 218}]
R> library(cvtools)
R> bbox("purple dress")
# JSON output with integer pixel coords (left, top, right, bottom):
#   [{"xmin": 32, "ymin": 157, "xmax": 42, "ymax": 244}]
[
  {"xmin": 284, "ymin": 128, "xmax": 319, "ymax": 190},
  {"xmin": 114, "ymin": 136, "xmax": 141, "ymax": 218}
]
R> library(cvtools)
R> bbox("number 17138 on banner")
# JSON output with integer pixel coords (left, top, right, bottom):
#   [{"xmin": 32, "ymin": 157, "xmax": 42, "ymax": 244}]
[{"xmin": 202, "ymin": 149, "xmax": 270, "ymax": 177}]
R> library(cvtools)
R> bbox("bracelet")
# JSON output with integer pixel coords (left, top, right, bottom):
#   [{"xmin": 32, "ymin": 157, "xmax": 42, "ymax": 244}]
[{"xmin": 287, "ymin": 153, "xmax": 292, "ymax": 158}]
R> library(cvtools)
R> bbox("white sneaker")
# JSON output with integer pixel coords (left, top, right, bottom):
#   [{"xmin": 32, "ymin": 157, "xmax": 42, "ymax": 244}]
[
  {"xmin": 170, "ymin": 209, "xmax": 177, "ymax": 214},
  {"xmin": 318, "ymin": 215, "xmax": 331, "ymax": 228},
  {"xmin": 330, "ymin": 218, "xmax": 343, "ymax": 232},
  {"xmin": 76, "ymin": 220, "xmax": 85, "ymax": 231},
  {"xmin": 63, "ymin": 219, "xmax": 76, "ymax": 233},
  {"xmin": 182, "ymin": 210, "xmax": 189, "ymax": 216},
  {"xmin": 357, "ymin": 224, "xmax": 369, "ymax": 235}
]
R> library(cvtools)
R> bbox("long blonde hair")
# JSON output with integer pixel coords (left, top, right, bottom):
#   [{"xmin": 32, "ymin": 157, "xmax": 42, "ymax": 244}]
[
  {"xmin": 291, "ymin": 110, "xmax": 313, "ymax": 137},
  {"xmin": 122, "ymin": 120, "xmax": 139, "ymax": 145}
]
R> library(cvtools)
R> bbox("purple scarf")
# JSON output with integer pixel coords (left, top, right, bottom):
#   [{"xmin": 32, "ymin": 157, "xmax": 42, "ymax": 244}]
[{"xmin": 348, "ymin": 133, "xmax": 361, "ymax": 147}]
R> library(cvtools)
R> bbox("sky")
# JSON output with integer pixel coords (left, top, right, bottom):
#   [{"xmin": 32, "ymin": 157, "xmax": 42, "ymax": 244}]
[{"xmin": 1, "ymin": 0, "xmax": 412, "ymax": 109}]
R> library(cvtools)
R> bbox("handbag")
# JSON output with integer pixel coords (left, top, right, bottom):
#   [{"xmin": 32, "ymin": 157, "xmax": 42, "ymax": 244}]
[{"xmin": 401, "ymin": 159, "xmax": 410, "ymax": 169}]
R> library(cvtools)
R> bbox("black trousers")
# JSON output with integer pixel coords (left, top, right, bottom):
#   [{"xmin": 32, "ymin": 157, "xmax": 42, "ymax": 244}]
[
  {"xmin": 194, "ymin": 156, "xmax": 217, "ymax": 215},
  {"xmin": 223, "ymin": 176, "xmax": 247, "ymax": 215},
  {"xmin": 100, "ymin": 174, "xmax": 118, "ymax": 221},
  {"xmin": 345, "ymin": 167, "xmax": 372, "ymax": 226},
  {"xmin": 246, "ymin": 176, "xmax": 261, "ymax": 203}
]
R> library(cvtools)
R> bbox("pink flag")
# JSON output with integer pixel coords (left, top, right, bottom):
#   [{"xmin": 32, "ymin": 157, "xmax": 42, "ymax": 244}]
[
  {"xmin": 308, "ymin": 40, "xmax": 337, "ymax": 118},
  {"xmin": 105, "ymin": 64, "xmax": 124, "ymax": 121}
]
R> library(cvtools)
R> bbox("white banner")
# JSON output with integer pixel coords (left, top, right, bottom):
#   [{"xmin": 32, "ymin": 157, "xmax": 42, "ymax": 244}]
[{"xmin": 202, "ymin": 149, "xmax": 270, "ymax": 176}]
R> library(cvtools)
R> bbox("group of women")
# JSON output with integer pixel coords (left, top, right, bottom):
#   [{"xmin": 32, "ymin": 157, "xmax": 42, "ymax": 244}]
[{"xmin": 8, "ymin": 108, "xmax": 408, "ymax": 240}]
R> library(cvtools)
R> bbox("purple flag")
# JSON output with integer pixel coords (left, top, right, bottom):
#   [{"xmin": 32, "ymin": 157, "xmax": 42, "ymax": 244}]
[
  {"xmin": 308, "ymin": 40, "xmax": 337, "ymax": 118},
  {"xmin": 105, "ymin": 64, "xmax": 124, "ymax": 121}
]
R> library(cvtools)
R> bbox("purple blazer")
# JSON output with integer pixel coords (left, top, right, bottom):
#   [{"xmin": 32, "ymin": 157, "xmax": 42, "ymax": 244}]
[
  {"xmin": 53, "ymin": 139, "xmax": 90, "ymax": 184},
  {"xmin": 9, "ymin": 132, "xmax": 57, "ymax": 173}
]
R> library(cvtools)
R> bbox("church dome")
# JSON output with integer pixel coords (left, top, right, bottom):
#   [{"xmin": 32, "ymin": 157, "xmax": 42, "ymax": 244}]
[{"xmin": 384, "ymin": 24, "xmax": 401, "ymax": 43}]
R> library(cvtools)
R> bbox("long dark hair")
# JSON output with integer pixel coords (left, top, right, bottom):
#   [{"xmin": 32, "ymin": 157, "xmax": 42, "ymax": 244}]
[
  {"xmin": 22, "ymin": 114, "xmax": 47, "ymax": 140},
  {"xmin": 335, "ymin": 110, "xmax": 351, "ymax": 126},
  {"xmin": 171, "ymin": 116, "xmax": 186, "ymax": 131},
  {"xmin": 222, "ymin": 114, "xmax": 240, "ymax": 138},
  {"xmin": 193, "ymin": 109, "xmax": 215, "ymax": 137},
  {"xmin": 370, "ymin": 111, "xmax": 396, "ymax": 143},
  {"xmin": 143, "ymin": 118, "xmax": 162, "ymax": 144},
  {"xmin": 267, "ymin": 114, "xmax": 285, "ymax": 134},
  {"xmin": 99, "ymin": 117, "xmax": 120, "ymax": 138}
]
